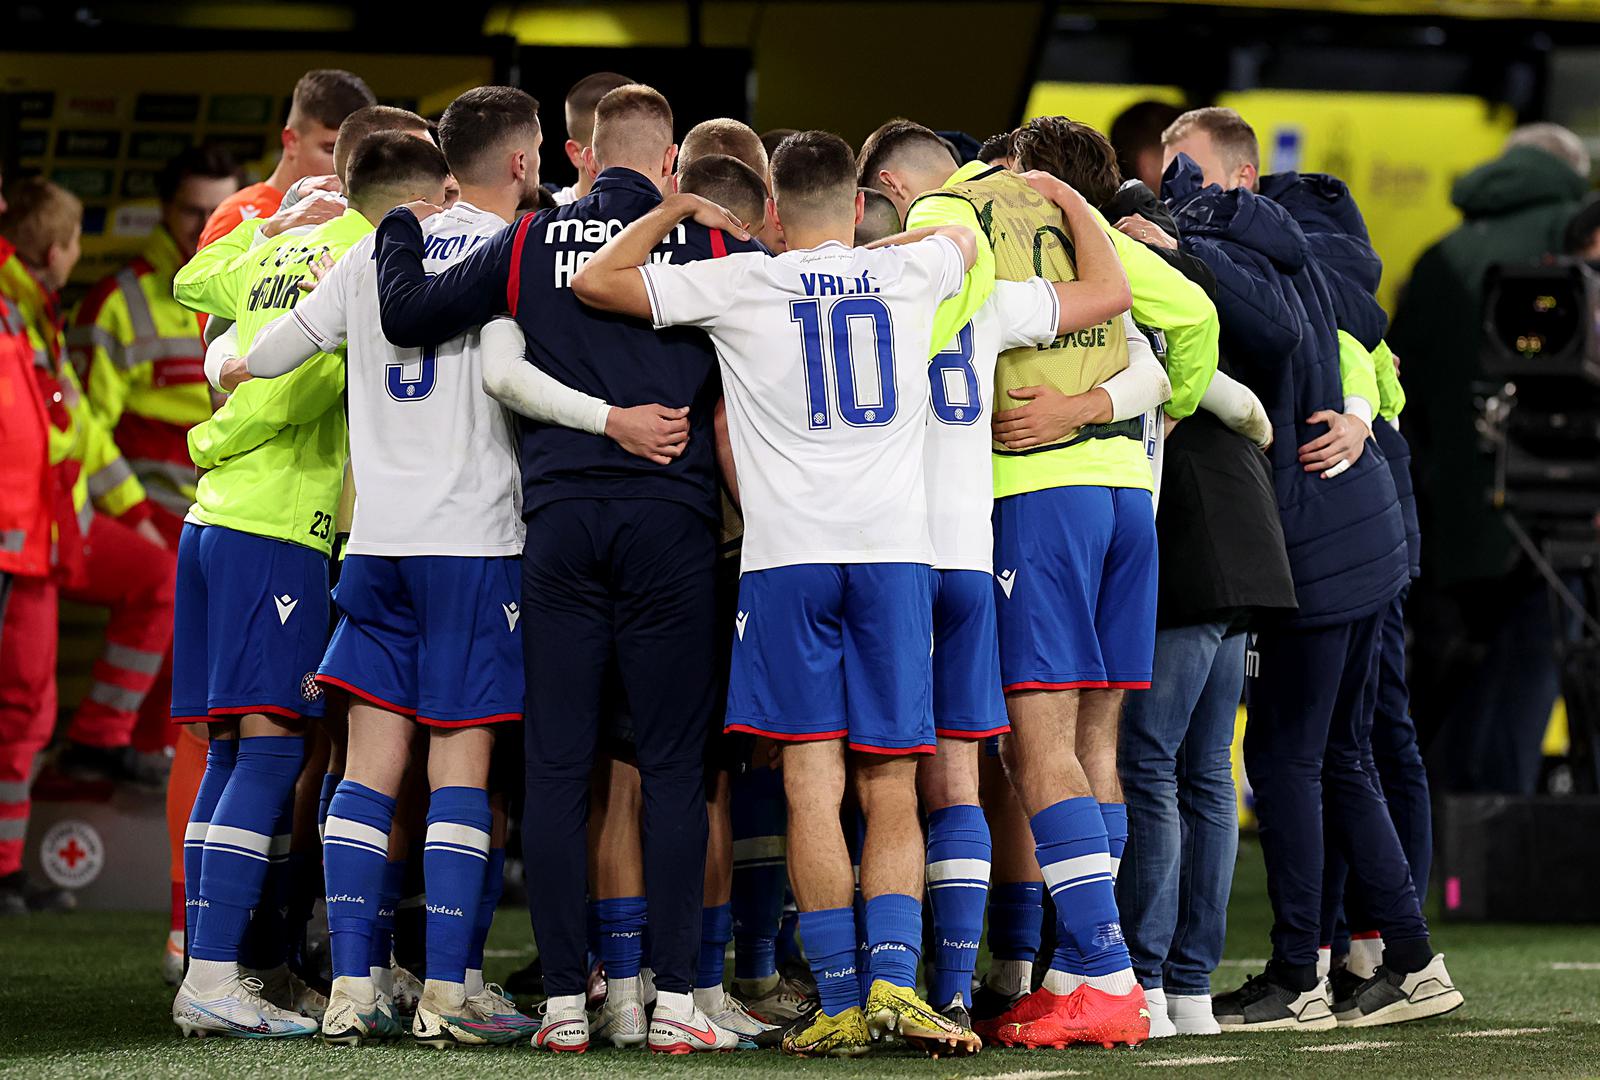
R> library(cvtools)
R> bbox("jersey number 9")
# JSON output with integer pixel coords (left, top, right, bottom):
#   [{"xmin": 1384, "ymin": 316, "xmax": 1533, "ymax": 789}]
[
  {"xmin": 790, "ymin": 296, "xmax": 897, "ymax": 430},
  {"xmin": 386, "ymin": 345, "xmax": 437, "ymax": 402}
]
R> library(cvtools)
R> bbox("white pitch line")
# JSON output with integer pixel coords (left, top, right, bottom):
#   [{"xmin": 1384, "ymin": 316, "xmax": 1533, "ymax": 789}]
[
  {"xmin": 1299, "ymin": 1041, "xmax": 1397, "ymax": 1052},
  {"xmin": 1138, "ymin": 1056, "xmax": 1243, "ymax": 1067},
  {"xmin": 1214, "ymin": 958, "xmax": 1270, "ymax": 967},
  {"xmin": 1450, "ymin": 1027, "xmax": 1553, "ymax": 1038},
  {"xmin": 1551, "ymin": 962, "xmax": 1600, "ymax": 970},
  {"xmin": 483, "ymin": 948, "xmax": 534, "ymax": 958}
]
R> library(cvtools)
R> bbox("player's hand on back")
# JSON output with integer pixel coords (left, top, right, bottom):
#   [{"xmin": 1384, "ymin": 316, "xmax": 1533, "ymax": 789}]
[
  {"xmin": 1115, "ymin": 213, "xmax": 1178, "ymax": 251},
  {"xmin": 298, "ymin": 252, "xmax": 337, "ymax": 292},
  {"xmin": 605, "ymin": 404, "xmax": 691, "ymax": 465},
  {"xmin": 1299, "ymin": 409, "xmax": 1369, "ymax": 477},
  {"xmin": 398, "ymin": 199, "xmax": 444, "ymax": 224},
  {"xmin": 217, "ymin": 357, "xmax": 253, "ymax": 393},
  {"xmin": 262, "ymin": 191, "xmax": 344, "ymax": 239},
  {"xmin": 665, "ymin": 193, "xmax": 750, "ymax": 240},
  {"xmin": 993, "ymin": 384, "xmax": 1107, "ymax": 450},
  {"xmin": 1019, "ymin": 170, "xmax": 1089, "ymax": 214}
]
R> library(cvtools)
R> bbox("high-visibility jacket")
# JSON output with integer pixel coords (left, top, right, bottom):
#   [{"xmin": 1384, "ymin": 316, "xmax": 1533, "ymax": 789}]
[
  {"xmin": 0, "ymin": 292, "xmax": 51, "ymax": 578},
  {"xmin": 68, "ymin": 227, "xmax": 212, "ymax": 517},
  {"xmin": 0, "ymin": 239, "xmax": 149, "ymax": 585}
]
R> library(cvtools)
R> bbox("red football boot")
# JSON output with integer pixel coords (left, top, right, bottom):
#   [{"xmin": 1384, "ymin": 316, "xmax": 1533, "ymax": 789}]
[
  {"xmin": 973, "ymin": 985, "xmax": 1071, "ymax": 1046},
  {"xmin": 1003, "ymin": 985, "xmax": 1151, "ymax": 1049}
]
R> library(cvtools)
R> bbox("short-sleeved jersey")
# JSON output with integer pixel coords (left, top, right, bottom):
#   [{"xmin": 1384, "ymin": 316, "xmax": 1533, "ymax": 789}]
[
  {"xmin": 290, "ymin": 200, "xmax": 522, "ymax": 558},
  {"xmin": 642, "ymin": 236, "xmax": 966, "ymax": 572},
  {"xmin": 927, "ymin": 277, "xmax": 1059, "ymax": 573}
]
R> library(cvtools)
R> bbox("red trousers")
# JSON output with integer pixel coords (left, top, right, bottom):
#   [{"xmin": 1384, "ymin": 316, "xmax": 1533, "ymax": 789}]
[
  {"xmin": 63, "ymin": 511, "xmax": 177, "ymax": 752},
  {"xmin": 0, "ymin": 574, "xmax": 56, "ymax": 876}
]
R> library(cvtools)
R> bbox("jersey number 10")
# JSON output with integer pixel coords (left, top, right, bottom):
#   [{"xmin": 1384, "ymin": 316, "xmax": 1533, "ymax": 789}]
[{"xmin": 790, "ymin": 296, "xmax": 898, "ymax": 430}]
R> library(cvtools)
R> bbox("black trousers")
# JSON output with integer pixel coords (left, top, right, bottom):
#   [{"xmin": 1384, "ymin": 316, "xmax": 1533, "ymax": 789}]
[{"xmin": 520, "ymin": 498, "xmax": 717, "ymax": 997}]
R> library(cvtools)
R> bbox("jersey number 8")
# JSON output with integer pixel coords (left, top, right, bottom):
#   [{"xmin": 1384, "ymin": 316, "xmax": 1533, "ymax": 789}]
[
  {"xmin": 928, "ymin": 322, "xmax": 980, "ymax": 426},
  {"xmin": 790, "ymin": 296, "xmax": 897, "ymax": 430}
]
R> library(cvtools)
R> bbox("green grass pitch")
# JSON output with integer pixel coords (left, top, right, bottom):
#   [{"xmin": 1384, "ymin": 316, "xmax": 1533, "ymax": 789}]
[{"xmin": 3, "ymin": 839, "xmax": 1598, "ymax": 1078}]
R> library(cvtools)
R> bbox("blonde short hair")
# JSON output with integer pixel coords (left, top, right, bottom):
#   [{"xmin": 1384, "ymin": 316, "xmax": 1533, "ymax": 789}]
[{"xmin": 0, "ymin": 177, "xmax": 83, "ymax": 264}]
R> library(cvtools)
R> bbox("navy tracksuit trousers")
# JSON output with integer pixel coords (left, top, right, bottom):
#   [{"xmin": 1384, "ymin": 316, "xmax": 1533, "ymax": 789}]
[
  {"xmin": 1321, "ymin": 587, "xmax": 1433, "ymax": 949},
  {"xmin": 1245, "ymin": 606, "xmax": 1430, "ymax": 982},
  {"xmin": 520, "ymin": 498, "xmax": 717, "ymax": 997}
]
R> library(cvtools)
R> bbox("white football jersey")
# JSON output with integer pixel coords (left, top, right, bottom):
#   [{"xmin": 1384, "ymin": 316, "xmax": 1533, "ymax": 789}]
[
  {"xmin": 642, "ymin": 236, "xmax": 966, "ymax": 572},
  {"xmin": 926, "ymin": 277, "xmax": 1061, "ymax": 573},
  {"xmin": 290, "ymin": 200, "xmax": 523, "ymax": 557}
]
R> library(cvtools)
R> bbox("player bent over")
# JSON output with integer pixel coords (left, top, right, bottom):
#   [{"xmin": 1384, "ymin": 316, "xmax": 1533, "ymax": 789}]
[{"xmin": 574, "ymin": 131, "xmax": 980, "ymax": 1058}]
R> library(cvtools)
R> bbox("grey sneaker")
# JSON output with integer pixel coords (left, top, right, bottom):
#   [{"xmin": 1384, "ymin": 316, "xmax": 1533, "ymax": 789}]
[{"xmin": 1332, "ymin": 954, "xmax": 1463, "ymax": 1028}]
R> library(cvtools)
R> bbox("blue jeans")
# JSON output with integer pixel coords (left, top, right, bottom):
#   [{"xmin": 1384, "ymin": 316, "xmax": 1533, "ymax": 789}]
[{"xmin": 1118, "ymin": 622, "xmax": 1244, "ymax": 994}]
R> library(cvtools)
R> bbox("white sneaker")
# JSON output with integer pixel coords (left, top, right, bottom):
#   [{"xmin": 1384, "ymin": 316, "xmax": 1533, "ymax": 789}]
[
  {"xmin": 173, "ymin": 972, "xmax": 318, "ymax": 1038},
  {"xmin": 649, "ymin": 994, "xmax": 739, "ymax": 1054},
  {"xmin": 1331, "ymin": 954, "xmax": 1464, "ymax": 1028},
  {"xmin": 534, "ymin": 995, "xmax": 590, "ymax": 1052},
  {"xmin": 1143, "ymin": 987, "xmax": 1179, "ymax": 1038},
  {"xmin": 321, "ymin": 976, "xmax": 387, "ymax": 1045},
  {"xmin": 247, "ymin": 963, "xmax": 327, "ymax": 1021},
  {"xmin": 1167, "ymin": 991, "xmax": 1221, "ymax": 1035},
  {"xmin": 592, "ymin": 977, "xmax": 648, "ymax": 1048},
  {"xmin": 161, "ymin": 931, "xmax": 184, "ymax": 987},
  {"xmin": 698, "ymin": 987, "xmax": 781, "ymax": 1048},
  {"xmin": 735, "ymin": 972, "xmax": 813, "ymax": 1023}
]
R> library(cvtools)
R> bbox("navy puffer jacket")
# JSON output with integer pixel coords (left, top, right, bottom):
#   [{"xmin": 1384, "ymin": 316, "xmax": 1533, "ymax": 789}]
[
  {"xmin": 1261, "ymin": 171, "xmax": 1420, "ymax": 578},
  {"xmin": 1164, "ymin": 155, "xmax": 1408, "ymax": 626}
]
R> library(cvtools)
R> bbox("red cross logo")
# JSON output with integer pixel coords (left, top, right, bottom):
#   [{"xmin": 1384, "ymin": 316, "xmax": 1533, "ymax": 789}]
[{"xmin": 57, "ymin": 838, "xmax": 86, "ymax": 869}]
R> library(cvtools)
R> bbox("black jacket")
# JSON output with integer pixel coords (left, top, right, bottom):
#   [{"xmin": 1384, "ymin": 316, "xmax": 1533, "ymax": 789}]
[{"xmin": 1104, "ymin": 180, "xmax": 1298, "ymax": 629}]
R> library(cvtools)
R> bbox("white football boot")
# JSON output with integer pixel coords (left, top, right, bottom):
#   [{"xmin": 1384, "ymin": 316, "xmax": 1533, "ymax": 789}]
[
  {"xmin": 533, "ymin": 994, "xmax": 590, "ymax": 1052},
  {"xmin": 173, "ymin": 970, "xmax": 318, "ymax": 1038},
  {"xmin": 648, "ymin": 991, "xmax": 740, "ymax": 1054},
  {"xmin": 592, "ymin": 975, "xmax": 648, "ymax": 1047},
  {"xmin": 247, "ymin": 963, "xmax": 327, "ymax": 1021}
]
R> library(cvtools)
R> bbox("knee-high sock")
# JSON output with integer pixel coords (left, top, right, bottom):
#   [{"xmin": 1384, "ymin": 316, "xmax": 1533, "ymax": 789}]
[
  {"xmin": 239, "ymin": 791, "xmax": 293, "ymax": 971},
  {"xmin": 423, "ymin": 786, "xmax": 492, "ymax": 986},
  {"xmin": 926, "ymin": 804, "xmax": 990, "ymax": 1007},
  {"xmin": 730, "ymin": 766, "xmax": 787, "ymax": 982},
  {"xmin": 369, "ymin": 859, "xmax": 406, "ymax": 975},
  {"xmin": 317, "ymin": 772, "xmax": 339, "ymax": 840},
  {"xmin": 1100, "ymin": 802, "xmax": 1128, "ymax": 880},
  {"xmin": 595, "ymin": 896, "xmax": 648, "ymax": 981},
  {"xmin": 799, "ymin": 907, "xmax": 861, "ymax": 1015},
  {"xmin": 987, "ymin": 881, "xmax": 1044, "ymax": 963},
  {"xmin": 864, "ymin": 893, "xmax": 922, "ymax": 990},
  {"xmin": 323, "ymin": 780, "xmax": 396, "ymax": 981},
  {"xmin": 190, "ymin": 735, "xmax": 303, "ymax": 964},
  {"xmin": 467, "ymin": 847, "xmax": 505, "ymax": 980},
  {"xmin": 697, "ymin": 902, "xmax": 732, "ymax": 991},
  {"xmin": 1032, "ymin": 797, "xmax": 1135, "ymax": 993},
  {"xmin": 183, "ymin": 738, "xmax": 237, "ymax": 949}
]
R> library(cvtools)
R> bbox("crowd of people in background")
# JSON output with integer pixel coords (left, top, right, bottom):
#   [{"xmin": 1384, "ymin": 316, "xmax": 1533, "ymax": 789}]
[{"xmin": 0, "ymin": 61, "xmax": 1597, "ymax": 1057}]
